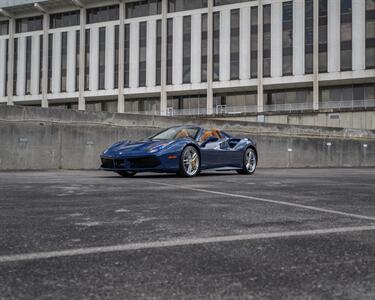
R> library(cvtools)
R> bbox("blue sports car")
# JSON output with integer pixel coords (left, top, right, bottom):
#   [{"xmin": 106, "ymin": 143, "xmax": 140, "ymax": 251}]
[{"xmin": 100, "ymin": 125, "xmax": 257, "ymax": 177}]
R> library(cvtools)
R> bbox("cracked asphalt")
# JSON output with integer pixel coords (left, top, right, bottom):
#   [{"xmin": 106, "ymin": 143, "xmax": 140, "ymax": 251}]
[{"xmin": 0, "ymin": 168, "xmax": 375, "ymax": 299}]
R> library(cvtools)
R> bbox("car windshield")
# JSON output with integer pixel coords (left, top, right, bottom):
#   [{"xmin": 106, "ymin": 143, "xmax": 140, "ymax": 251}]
[{"xmin": 150, "ymin": 127, "xmax": 200, "ymax": 141}]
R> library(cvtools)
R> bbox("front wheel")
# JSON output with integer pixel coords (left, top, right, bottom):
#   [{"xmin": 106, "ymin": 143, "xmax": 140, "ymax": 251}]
[
  {"xmin": 117, "ymin": 171, "xmax": 136, "ymax": 177},
  {"xmin": 178, "ymin": 146, "xmax": 200, "ymax": 177},
  {"xmin": 237, "ymin": 147, "xmax": 257, "ymax": 175}
]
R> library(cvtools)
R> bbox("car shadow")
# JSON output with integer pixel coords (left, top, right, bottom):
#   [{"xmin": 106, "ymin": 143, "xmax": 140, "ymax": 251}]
[{"xmin": 100, "ymin": 172, "xmax": 239, "ymax": 179}]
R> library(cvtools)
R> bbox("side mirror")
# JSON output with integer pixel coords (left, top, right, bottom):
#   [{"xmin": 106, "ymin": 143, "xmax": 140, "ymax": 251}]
[{"xmin": 200, "ymin": 136, "xmax": 219, "ymax": 147}]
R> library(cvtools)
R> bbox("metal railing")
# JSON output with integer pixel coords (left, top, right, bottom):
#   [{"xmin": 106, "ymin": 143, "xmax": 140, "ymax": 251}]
[
  {"xmin": 126, "ymin": 110, "xmax": 161, "ymax": 116},
  {"xmin": 164, "ymin": 108, "xmax": 208, "ymax": 116},
  {"xmin": 125, "ymin": 100, "xmax": 375, "ymax": 116},
  {"xmin": 263, "ymin": 102, "xmax": 314, "ymax": 112},
  {"xmin": 215, "ymin": 105, "xmax": 258, "ymax": 115},
  {"xmin": 320, "ymin": 99, "xmax": 375, "ymax": 110}
]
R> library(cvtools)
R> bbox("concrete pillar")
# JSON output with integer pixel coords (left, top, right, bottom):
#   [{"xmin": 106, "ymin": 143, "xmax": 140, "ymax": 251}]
[
  {"xmin": 293, "ymin": 0, "xmax": 305, "ymax": 76},
  {"xmin": 41, "ymin": 13, "xmax": 49, "ymax": 107},
  {"xmin": 352, "ymin": 0, "xmax": 366, "ymax": 71},
  {"xmin": 327, "ymin": 0, "xmax": 340, "ymax": 73},
  {"xmin": 78, "ymin": 7, "xmax": 86, "ymax": 111},
  {"xmin": 105, "ymin": 25, "xmax": 115, "ymax": 90},
  {"xmin": 17, "ymin": 36, "xmax": 26, "ymax": 97},
  {"xmin": 30, "ymin": 34, "xmax": 40, "ymax": 95},
  {"xmin": 206, "ymin": 0, "xmax": 214, "ymax": 115},
  {"xmin": 89, "ymin": 27, "xmax": 99, "ymax": 91},
  {"xmin": 191, "ymin": 13, "xmax": 201, "ymax": 84},
  {"xmin": 66, "ymin": 30, "xmax": 76, "ymax": 93},
  {"xmin": 172, "ymin": 16, "xmax": 183, "ymax": 85},
  {"xmin": 257, "ymin": 2, "xmax": 264, "ymax": 113},
  {"xmin": 51, "ymin": 32, "xmax": 61, "ymax": 94},
  {"xmin": 146, "ymin": 19, "xmax": 156, "ymax": 87},
  {"xmin": 129, "ymin": 22, "xmax": 139, "ymax": 88},
  {"xmin": 313, "ymin": 0, "xmax": 319, "ymax": 110},
  {"xmin": 118, "ymin": 0, "xmax": 125, "ymax": 113},
  {"xmin": 7, "ymin": 18, "xmax": 15, "ymax": 105},
  {"xmin": 239, "ymin": 7, "xmax": 250, "ymax": 80},
  {"xmin": 219, "ymin": 9, "xmax": 230, "ymax": 81},
  {"xmin": 160, "ymin": 0, "xmax": 168, "ymax": 115},
  {"xmin": 0, "ymin": 39, "xmax": 6, "ymax": 97}
]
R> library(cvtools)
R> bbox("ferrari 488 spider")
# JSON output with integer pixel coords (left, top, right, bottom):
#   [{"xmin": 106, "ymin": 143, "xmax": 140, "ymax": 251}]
[{"xmin": 100, "ymin": 125, "xmax": 257, "ymax": 177}]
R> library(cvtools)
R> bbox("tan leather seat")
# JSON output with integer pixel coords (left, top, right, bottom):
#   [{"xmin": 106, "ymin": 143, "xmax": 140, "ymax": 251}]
[
  {"xmin": 200, "ymin": 131, "xmax": 213, "ymax": 142},
  {"xmin": 175, "ymin": 129, "xmax": 189, "ymax": 139},
  {"xmin": 211, "ymin": 128, "xmax": 222, "ymax": 139}
]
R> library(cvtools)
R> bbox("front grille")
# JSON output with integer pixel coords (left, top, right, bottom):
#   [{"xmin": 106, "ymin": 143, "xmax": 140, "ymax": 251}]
[
  {"xmin": 114, "ymin": 159, "xmax": 125, "ymax": 168},
  {"xmin": 128, "ymin": 157, "xmax": 161, "ymax": 169},
  {"xmin": 101, "ymin": 158, "xmax": 114, "ymax": 169}
]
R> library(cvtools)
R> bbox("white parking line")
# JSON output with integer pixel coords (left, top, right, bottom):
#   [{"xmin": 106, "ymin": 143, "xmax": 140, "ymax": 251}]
[
  {"xmin": 145, "ymin": 181, "xmax": 375, "ymax": 222},
  {"xmin": 1, "ymin": 225, "xmax": 375, "ymax": 264}
]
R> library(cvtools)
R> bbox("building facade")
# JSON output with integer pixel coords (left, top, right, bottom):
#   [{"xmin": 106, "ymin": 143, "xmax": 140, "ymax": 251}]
[{"xmin": 0, "ymin": 0, "xmax": 374, "ymax": 117}]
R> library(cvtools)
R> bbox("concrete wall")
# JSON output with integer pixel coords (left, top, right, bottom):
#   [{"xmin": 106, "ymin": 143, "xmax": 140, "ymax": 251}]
[
  {"xmin": 0, "ymin": 105, "xmax": 374, "ymax": 170},
  {"xmin": 216, "ymin": 110, "xmax": 375, "ymax": 130}
]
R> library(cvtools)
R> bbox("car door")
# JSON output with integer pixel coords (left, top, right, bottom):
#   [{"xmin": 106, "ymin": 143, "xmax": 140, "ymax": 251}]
[{"xmin": 200, "ymin": 138, "xmax": 233, "ymax": 168}]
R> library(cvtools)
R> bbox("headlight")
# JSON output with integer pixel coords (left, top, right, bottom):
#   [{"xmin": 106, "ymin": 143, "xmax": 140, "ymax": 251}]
[{"xmin": 148, "ymin": 143, "xmax": 170, "ymax": 153}]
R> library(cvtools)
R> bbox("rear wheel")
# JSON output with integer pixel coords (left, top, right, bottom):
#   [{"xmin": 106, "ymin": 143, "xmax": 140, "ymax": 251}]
[
  {"xmin": 237, "ymin": 147, "xmax": 257, "ymax": 175},
  {"xmin": 117, "ymin": 171, "xmax": 136, "ymax": 177},
  {"xmin": 178, "ymin": 146, "xmax": 200, "ymax": 177}
]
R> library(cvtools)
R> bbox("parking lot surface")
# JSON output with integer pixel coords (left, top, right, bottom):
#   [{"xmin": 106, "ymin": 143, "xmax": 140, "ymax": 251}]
[{"xmin": 0, "ymin": 168, "xmax": 375, "ymax": 299}]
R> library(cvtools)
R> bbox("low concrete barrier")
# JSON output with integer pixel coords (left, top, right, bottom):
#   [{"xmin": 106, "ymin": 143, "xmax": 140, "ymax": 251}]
[{"xmin": 0, "ymin": 105, "xmax": 374, "ymax": 170}]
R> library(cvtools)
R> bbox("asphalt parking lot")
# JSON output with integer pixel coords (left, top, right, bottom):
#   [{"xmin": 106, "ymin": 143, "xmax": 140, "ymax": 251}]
[{"xmin": 1, "ymin": 168, "xmax": 375, "ymax": 299}]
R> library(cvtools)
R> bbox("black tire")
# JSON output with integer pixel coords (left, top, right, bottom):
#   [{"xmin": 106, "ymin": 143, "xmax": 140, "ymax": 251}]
[
  {"xmin": 117, "ymin": 171, "xmax": 136, "ymax": 177},
  {"xmin": 177, "ymin": 146, "xmax": 200, "ymax": 177},
  {"xmin": 237, "ymin": 147, "xmax": 257, "ymax": 175}
]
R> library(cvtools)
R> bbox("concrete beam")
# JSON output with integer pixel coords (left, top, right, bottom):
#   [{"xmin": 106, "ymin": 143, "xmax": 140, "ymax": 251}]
[
  {"xmin": 0, "ymin": 8, "xmax": 13, "ymax": 18},
  {"xmin": 34, "ymin": 3, "xmax": 47, "ymax": 13},
  {"xmin": 71, "ymin": 0, "xmax": 84, "ymax": 8}
]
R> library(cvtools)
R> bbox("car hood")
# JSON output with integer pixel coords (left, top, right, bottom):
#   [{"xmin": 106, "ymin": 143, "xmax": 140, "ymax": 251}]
[{"xmin": 103, "ymin": 140, "xmax": 173, "ymax": 156}]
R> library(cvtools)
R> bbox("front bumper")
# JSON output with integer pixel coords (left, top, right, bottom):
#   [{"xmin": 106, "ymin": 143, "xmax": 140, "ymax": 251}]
[{"xmin": 100, "ymin": 153, "xmax": 179, "ymax": 173}]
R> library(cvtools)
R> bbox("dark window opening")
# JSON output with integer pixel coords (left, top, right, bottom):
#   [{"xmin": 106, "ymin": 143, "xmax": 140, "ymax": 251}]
[
  {"xmin": 201, "ymin": 13, "xmax": 208, "ymax": 82},
  {"xmin": 61, "ymin": 32, "xmax": 68, "ymax": 93},
  {"xmin": 319, "ymin": 0, "xmax": 328, "ymax": 73},
  {"xmin": 156, "ymin": 20, "xmax": 162, "ymax": 86},
  {"xmin": 250, "ymin": 6, "xmax": 258, "ymax": 78},
  {"xmin": 50, "ymin": 10, "xmax": 80, "ymax": 29},
  {"xmin": 16, "ymin": 16, "xmax": 43, "ymax": 33},
  {"xmin": 167, "ymin": 18, "xmax": 173, "ymax": 85},
  {"xmin": 139, "ymin": 22, "xmax": 147, "ymax": 87},
  {"xmin": 87, "ymin": 5, "xmax": 119, "ymax": 24},
  {"xmin": 183, "ymin": 16, "xmax": 191, "ymax": 83},
  {"xmin": 340, "ymin": 0, "xmax": 352, "ymax": 71},
  {"xmin": 282, "ymin": 1, "xmax": 293, "ymax": 76},
  {"xmin": 305, "ymin": 0, "xmax": 314, "ymax": 74},
  {"xmin": 126, "ymin": 0, "xmax": 162, "ymax": 18},
  {"xmin": 213, "ymin": 12, "xmax": 220, "ymax": 81},
  {"xmin": 98, "ymin": 27, "xmax": 106, "ymax": 90},
  {"xmin": 84, "ymin": 29, "xmax": 90, "ymax": 91},
  {"xmin": 25, "ymin": 36, "xmax": 32, "ymax": 95},
  {"xmin": 263, "ymin": 4, "xmax": 271, "ymax": 77},
  {"xmin": 124, "ymin": 24, "xmax": 130, "ymax": 88},
  {"xmin": 230, "ymin": 9, "xmax": 240, "ymax": 80},
  {"xmin": 168, "ymin": 0, "xmax": 207, "ymax": 13}
]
